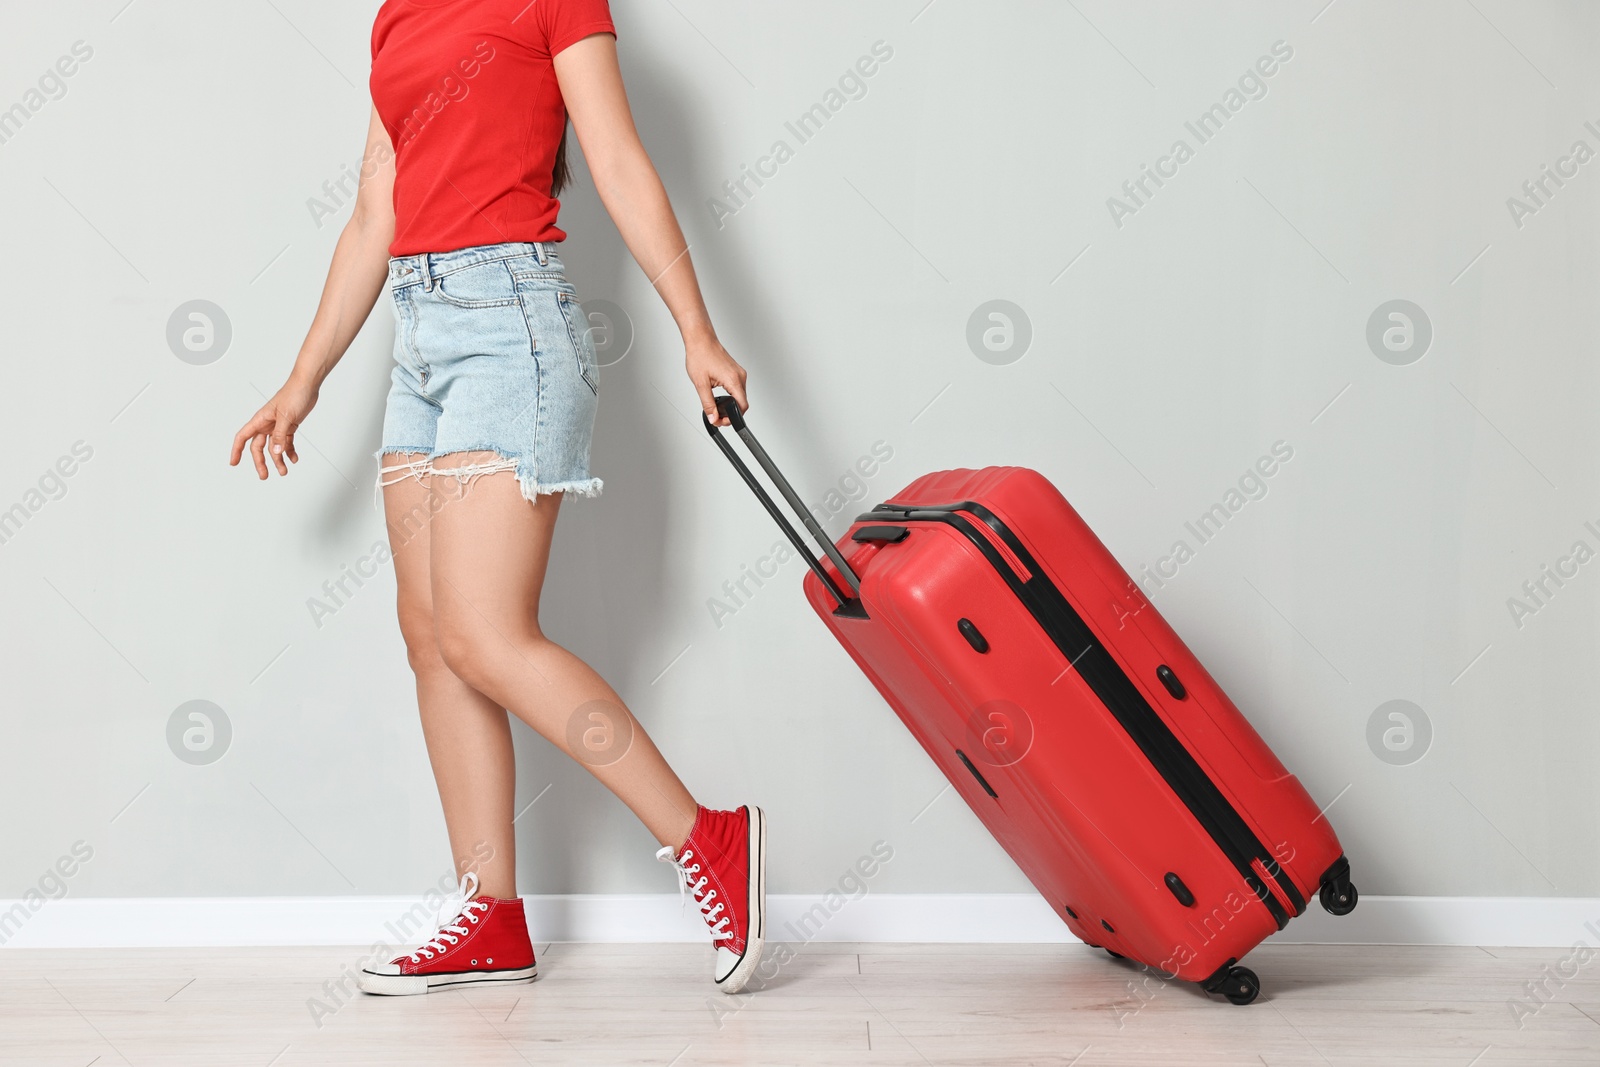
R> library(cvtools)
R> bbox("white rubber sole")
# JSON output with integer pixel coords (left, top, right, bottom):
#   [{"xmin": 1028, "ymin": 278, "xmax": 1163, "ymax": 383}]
[
  {"xmin": 357, "ymin": 964, "xmax": 538, "ymax": 997},
  {"xmin": 715, "ymin": 805, "xmax": 767, "ymax": 995}
]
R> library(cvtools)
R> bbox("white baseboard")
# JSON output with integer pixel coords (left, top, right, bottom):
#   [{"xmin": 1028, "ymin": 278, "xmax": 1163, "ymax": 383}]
[{"xmin": 2, "ymin": 894, "xmax": 1598, "ymax": 949}]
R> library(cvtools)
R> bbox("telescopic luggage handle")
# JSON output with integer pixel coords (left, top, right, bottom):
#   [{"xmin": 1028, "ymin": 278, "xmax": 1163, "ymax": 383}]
[{"xmin": 703, "ymin": 394, "xmax": 865, "ymax": 615}]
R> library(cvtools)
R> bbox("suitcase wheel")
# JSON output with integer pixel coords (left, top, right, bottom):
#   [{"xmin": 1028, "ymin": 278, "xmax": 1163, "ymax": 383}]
[
  {"xmin": 1202, "ymin": 964, "xmax": 1260, "ymax": 1006},
  {"xmin": 1220, "ymin": 967, "xmax": 1259, "ymax": 1005},
  {"xmin": 1316, "ymin": 856, "xmax": 1358, "ymax": 916},
  {"xmin": 1319, "ymin": 880, "xmax": 1359, "ymax": 916}
]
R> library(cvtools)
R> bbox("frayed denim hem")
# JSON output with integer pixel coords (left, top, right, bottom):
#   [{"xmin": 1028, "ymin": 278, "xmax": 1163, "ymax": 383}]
[
  {"xmin": 372, "ymin": 445, "xmax": 602, "ymax": 506},
  {"xmin": 373, "ymin": 447, "xmax": 433, "ymax": 507},
  {"xmin": 531, "ymin": 476, "xmax": 604, "ymax": 499}
]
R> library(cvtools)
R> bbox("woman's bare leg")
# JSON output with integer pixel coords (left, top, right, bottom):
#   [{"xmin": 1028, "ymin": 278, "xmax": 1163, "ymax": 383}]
[
  {"xmin": 427, "ymin": 452, "xmax": 699, "ymax": 851},
  {"xmin": 381, "ymin": 453, "xmax": 519, "ymax": 899}
]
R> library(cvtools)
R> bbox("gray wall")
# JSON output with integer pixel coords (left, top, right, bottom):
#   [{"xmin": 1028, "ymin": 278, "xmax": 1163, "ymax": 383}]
[{"xmin": 2, "ymin": 0, "xmax": 1596, "ymax": 905}]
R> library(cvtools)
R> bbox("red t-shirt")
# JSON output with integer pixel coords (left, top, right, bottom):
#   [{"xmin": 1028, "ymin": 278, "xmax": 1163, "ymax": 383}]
[{"xmin": 370, "ymin": 0, "xmax": 615, "ymax": 256}]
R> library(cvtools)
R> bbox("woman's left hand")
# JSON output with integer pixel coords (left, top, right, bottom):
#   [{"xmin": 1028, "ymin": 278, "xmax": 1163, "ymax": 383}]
[{"xmin": 687, "ymin": 334, "xmax": 748, "ymax": 426}]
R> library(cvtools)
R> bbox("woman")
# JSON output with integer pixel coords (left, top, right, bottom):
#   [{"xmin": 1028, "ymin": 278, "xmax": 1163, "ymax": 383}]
[{"xmin": 229, "ymin": 0, "xmax": 765, "ymax": 996}]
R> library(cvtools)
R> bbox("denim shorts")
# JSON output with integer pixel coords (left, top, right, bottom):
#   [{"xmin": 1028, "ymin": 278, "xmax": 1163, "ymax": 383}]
[{"xmin": 375, "ymin": 240, "xmax": 602, "ymax": 502}]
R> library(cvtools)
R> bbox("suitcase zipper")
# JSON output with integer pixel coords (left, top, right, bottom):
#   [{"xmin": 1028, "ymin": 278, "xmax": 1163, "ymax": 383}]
[{"xmin": 864, "ymin": 500, "xmax": 1305, "ymax": 929}]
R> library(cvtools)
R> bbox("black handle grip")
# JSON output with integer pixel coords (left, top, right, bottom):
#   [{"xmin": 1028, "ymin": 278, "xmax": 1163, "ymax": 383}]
[
  {"xmin": 714, "ymin": 393, "xmax": 746, "ymax": 431},
  {"xmin": 702, "ymin": 393, "xmax": 863, "ymax": 612}
]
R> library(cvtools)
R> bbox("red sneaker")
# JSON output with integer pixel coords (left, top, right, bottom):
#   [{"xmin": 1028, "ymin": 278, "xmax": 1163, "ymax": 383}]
[
  {"xmin": 357, "ymin": 872, "xmax": 537, "ymax": 996},
  {"xmin": 657, "ymin": 804, "xmax": 767, "ymax": 993}
]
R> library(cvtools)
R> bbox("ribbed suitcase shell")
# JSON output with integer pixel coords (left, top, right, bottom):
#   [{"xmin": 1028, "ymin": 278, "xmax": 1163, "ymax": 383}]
[{"xmin": 802, "ymin": 466, "xmax": 1346, "ymax": 983}]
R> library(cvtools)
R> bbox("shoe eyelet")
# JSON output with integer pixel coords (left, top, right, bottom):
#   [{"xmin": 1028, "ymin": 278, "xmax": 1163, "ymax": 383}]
[
  {"xmin": 487, "ymin": 958, "xmax": 493, "ymax": 964},
  {"xmin": 471, "ymin": 959, "xmax": 478, "ymax": 966}
]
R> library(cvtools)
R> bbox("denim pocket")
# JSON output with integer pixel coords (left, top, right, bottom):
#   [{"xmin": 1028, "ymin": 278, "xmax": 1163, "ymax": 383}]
[
  {"xmin": 510, "ymin": 266, "xmax": 572, "ymax": 287},
  {"xmin": 558, "ymin": 291, "xmax": 599, "ymax": 396},
  {"xmin": 431, "ymin": 260, "xmax": 521, "ymax": 309}
]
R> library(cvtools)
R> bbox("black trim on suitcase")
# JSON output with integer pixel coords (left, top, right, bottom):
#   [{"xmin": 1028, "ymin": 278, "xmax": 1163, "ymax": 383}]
[
  {"xmin": 956, "ymin": 618, "xmax": 990, "ymax": 653},
  {"xmin": 1164, "ymin": 872, "xmax": 1196, "ymax": 907},
  {"xmin": 864, "ymin": 499, "xmax": 1306, "ymax": 929},
  {"xmin": 955, "ymin": 749, "xmax": 999, "ymax": 799},
  {"xmin": 852, "ymin": 524, "xmax": 910, "ymax": 543}
]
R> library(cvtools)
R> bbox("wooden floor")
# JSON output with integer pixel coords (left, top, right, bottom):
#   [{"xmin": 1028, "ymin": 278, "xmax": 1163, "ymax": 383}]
[{"xmin": 2, "ymin": 942, "xmax": 1597, "ymax": 1065}]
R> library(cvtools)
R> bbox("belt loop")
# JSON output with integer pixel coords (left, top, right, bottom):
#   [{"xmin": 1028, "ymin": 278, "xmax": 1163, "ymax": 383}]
[
  {"xmin": 534, "ymin": 241, "xmax": 548, "ymax": 268},
  {"xmin": 421, "ymin": 253, "xmax": 434, "ymax": 291}
]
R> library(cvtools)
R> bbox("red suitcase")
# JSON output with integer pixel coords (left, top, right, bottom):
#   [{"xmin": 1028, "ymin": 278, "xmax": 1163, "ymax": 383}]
[{"xmin": 707, "ymin": 398, "xmax": 1357, "ymax": 1004}]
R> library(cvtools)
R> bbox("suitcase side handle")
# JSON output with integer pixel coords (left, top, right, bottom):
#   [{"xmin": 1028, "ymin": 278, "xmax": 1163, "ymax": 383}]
[{"xmin": 703, "ymin": 393, "xmax": 864, "ymax": 613}]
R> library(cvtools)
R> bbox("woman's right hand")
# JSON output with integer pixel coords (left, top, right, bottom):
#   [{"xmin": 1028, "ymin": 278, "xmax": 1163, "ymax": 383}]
[{"xmin": 230, "ymin": 376, "xmax": 319, "ymax": 479}]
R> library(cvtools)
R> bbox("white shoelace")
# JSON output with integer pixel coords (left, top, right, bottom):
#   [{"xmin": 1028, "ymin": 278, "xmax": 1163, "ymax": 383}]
[
  {"xmin": 657, "ymin": 845, "xmax": 732, "ymax": 942},
  {"xmin": 406, "ymin": 870, "xmax": 490, "ymax": 963}
]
